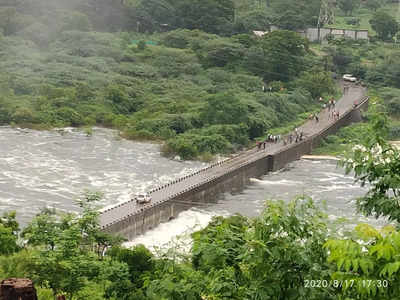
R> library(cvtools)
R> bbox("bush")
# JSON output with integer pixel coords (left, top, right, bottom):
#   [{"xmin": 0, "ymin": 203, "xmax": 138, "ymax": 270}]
[
  {"xmin": 167, "ymin": 136, "xmax": 198, "ymax": 159},
  {"xmin": 55, "ymin": 107, "xmax": 84, "ymax": 126},
  {"xmin": 346, "ymin": 18, "xmax": 360, "ymax": 25},
  {"xmin": 137, "ymin": 40, "xmax": 146, "ymax": 51},
  {"xmin": 199, "ymin": 39, "xmax": 245, "ymax": 68}
]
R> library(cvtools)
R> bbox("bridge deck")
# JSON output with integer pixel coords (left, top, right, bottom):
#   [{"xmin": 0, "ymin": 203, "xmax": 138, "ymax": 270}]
[{"xmin": 99, "ymin": 84, "xmax": 366, "ymax": 229}]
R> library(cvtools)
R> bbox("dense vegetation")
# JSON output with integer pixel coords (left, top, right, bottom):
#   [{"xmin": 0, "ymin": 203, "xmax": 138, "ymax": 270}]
[
  {"xmin": 1, "ymin": 0, "xmax": 400, "ymax": 299},
  {"xmin": 0, "ymin": 0, "xmax": 342, "ymax": 160},
  {"xmin": 310, "ymin": 0, "xmax": 400, "ymax": 155},
  {"xmin": 1, "ymin": 107, "xmax": 400, "ymax": 299}
]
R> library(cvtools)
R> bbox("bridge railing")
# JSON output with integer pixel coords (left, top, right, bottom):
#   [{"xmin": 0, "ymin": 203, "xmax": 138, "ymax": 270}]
[{"xmin": 100, "ymin": 94, "xmax": 369, "ymax": 229}]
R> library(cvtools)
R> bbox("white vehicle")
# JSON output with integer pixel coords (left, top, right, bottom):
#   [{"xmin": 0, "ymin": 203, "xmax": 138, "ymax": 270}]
[
  {"xmin": 134, "ymin": 193, "xmax": 152, "ymax": 204},
  {"xmin": 342, "ymin": 74, "xmax": 357, "ymax": 82}
]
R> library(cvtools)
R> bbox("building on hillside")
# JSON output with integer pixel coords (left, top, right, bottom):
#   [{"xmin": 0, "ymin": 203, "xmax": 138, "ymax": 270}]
[
  {"xmin": 304, "ymin": 27, "xmax": 369, "ymax": 42},
  {"xmin": 253, "ymin": 26, "xmax": 369, "ymax": 42}
]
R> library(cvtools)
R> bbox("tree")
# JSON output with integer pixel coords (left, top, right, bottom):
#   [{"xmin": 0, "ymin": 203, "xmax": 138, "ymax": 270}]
[
  {"xmin": 201, "ymin": 92, "xmax": 248, "ymax": 125},
  {"xmin": 325, "ymin": 224, "xmax": 400, "ymax": 299},
  {"xmin": 270, "ymin": 0, "xmax": 321, "ymax": 29},
  {"xmin": 294, "ymin": 70, "xmax": 336, "ymax": 99},
  {"xmin": 135, "ymin": 0, "xmax": 176, "ymax": 32},
  {"xmin": 23, "ymin": 192, "xmax": 123, "ymax": 299},
  {"xmin": 370, "ymin": 11, "xmax": 399, "ymax": 40},
  {"xmin": 0, "ymin": 211, "xmax": 20, "ymax": 235},
  {"xmin": 144, "ymin": 197, "xmax": 333, "ymax": 300},
  {"xmin": 0, "ymin": 224, "xmax": 19, "ymax": 255},
  {"xmin": 337, "ymin": 0, "xmax": 361, "ymax": 16},
  {"xmin": 261, "ymin": 30, "xmax": 309, "ymax": 81},
  {"xmin": 341, "ymin": 101, "xmax": 400, "ymax": 223},
  {"xmin": 364, "ymin": 0, "xmax": 383, "ymax": 11},
  {"xmin": 172, "ymin": 0, "xmax": 235, "ymax": 35},
  {"xmin": 200, "ymin": 39, "xmax": 245, "ymax": 68},
  {"xmin": 108, "ymin": 245, "xmax": 155, "ymax": 288},
  {"xmin": 104, "ymin": 84, "xmax": 137, "ymax": 114}
]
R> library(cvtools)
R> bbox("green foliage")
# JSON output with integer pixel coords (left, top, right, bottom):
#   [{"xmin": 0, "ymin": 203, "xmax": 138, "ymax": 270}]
[
  {"xmin": 312, "ymin": 122, "xmax": 369, "ymax": 156},
  {"xmin": 377, "ymin": 87, "xmax": 400, "ymax": 117},
  {"xmin": 4, "ymin": 189, "xmax": 400, "ymax": 299},
  {"xmin": 199, "ymin": 39, "xmax": 245, "ymax": 68},
  {"xmin": 367, "ymin": 52, "xmax": 400, "ymax": 88},
  {"xmin": 364, "ymin": 0, "xmax": 383, "ymax": 11},
  {"xmin": 293, "ymin": 70, "xmax": 336, "ymax": 100},
  {"xmin": 339, "ymin": 99, "xmax": 400, "ymax": 224},
  {"xmin": 0, "ymin": 211, "xmax": 20, "ymax": 255},
  {"xmin": 142, "ymin": 197, "xmax": 334, "ymax": 300},
  {"xmin": 260, "ymin": 30, "xmax": 309, "ymax": 82},
  {"xmin": 271, "ymin": 0, "xmax": 320, "ymax": 29},
  {"xmin": 0, "ymin": 2, "xmax": 338, "ymax": 161},
  {"xmin": 135, "ymin": 0, "xmax": 234, "ymax": 35},
  {"xmin": 108, "ymin": 245, "xmax": 154, "ymax": 288},
  {"xmin": 338, "ymin": 0, "xmax": 361, "ymax": 16},
  {"xmin": 325, "ymin": 224, "xmax": 400, "ymax": 299},
  {"xmin": 20, "ymin": 192, "xmax": 124, "ymax": 299},
  {"xmin": 0, "ymin": 250, "xmax": 35, "ymax": 279},
  {"xmin": 0, "ymin": 224, "xmax": 19, "ymax": 255},
  {"xmin": 192, "ymin": 214, "xmax": 248, "ymax": 272},
  {"xmin": 201, "ymin": 93, "xmax": 247, "ymax": 125},
  {"xmin": 370, "ymin": 10, "xmax": 399, "ymax": 40},
  {"xmin": 161, "ymin": 29, "xmax": 218, "ymax": 49},
  {"xmin": 137, "ymin": 40, "xmax": 146, "ymax": 51}
]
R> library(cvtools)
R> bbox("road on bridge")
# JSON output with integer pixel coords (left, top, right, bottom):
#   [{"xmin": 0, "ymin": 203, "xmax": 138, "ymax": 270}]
[{"xmin": 99, "ymin": 83, "xmax": 366, "ymax": 228}]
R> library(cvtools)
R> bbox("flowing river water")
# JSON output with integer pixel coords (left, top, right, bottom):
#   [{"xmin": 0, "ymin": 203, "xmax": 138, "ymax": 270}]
[{"xmin": 0, "ymin": 127, "xmax": 388, "ymax": 250}]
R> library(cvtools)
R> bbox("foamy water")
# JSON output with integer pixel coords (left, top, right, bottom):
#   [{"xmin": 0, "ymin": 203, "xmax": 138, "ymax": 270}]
[
  {"xmin": 127, "ymin": 159, "xmax": 389, "ymax": 251},
  {"xmin": 0, "ymin": 127, "xmax": 207, "ymax": 225},
  {"xmin": 0, "ymin": 127, "xmax": 389, "ymax": 252}
]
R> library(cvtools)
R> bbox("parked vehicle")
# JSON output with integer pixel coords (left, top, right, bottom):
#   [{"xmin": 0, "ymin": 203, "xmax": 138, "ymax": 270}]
[
  {"xmin": 134, "ymin": 193, "xmax": 152, "ymax": 204},
  {"xmin": 342, "ymin": 74, "xmax": 357, "ymax": 82}
]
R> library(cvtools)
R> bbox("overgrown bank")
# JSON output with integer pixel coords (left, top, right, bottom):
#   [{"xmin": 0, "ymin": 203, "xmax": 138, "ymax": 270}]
[
  {"xmin": 0, "ymin": 27, "xmax": 338, "ymax": 160},
  {"xmin": 0, "ymin": 0, "xmax": 342, "ymax": 160}
]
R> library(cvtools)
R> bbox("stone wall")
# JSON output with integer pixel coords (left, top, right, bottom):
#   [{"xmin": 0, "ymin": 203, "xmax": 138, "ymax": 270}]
[{"xmin": 0, "ymin": 278, "xmax": 37, "ymax": 300}]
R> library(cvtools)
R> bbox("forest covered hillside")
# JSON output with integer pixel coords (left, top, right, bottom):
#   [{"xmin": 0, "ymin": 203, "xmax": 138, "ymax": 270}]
[
  {"xmin": 0, "ymin": 0, "xmax": 399, "ymax": 160},
  {"xmin": 0, "ymin": 0, "xmax": 338, "ymax": 160},
  {"xmin": 2, "ymin": 1, "xmax": 400, "ymax": 300}
]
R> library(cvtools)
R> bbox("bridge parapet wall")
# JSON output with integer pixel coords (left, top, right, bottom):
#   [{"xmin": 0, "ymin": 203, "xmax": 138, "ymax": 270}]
[{"xmin": 101, "ymin": 96, "xmax": 369, "ymax": 240}]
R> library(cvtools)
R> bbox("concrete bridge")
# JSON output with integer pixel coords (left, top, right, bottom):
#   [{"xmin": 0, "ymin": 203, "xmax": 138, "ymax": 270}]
[{"xmin": 100, "ymin": 85, "xmax": 368, "ymax": 240}]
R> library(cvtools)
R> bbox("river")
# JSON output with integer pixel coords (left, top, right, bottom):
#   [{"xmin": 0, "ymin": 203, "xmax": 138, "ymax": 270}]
[
  {"xmin": 0, "ymin": 127, "xmax": 388, "ymax": 250},
  {"xmin": 0, "ymin": 127, "xmax": 207, "ymax": 225}
]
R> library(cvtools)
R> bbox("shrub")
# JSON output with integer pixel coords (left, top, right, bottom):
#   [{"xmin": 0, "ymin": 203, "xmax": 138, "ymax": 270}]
[
  {"xmin": 55, "ymin": 107, "xmax": 84, "ymax": 126},
  {"xmin": 167, "ymin": 136, "xmax": 198, "ymax": 159},
  {"xmin": 137, "ymin": 40, "xmax": 146, "ymax": 51}
]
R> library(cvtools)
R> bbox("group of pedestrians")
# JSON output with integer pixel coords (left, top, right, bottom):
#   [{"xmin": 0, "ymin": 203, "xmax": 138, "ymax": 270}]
[
  {"xmin": 309, "ymin": 113, "xmax": 319, "ymax": 123},
  {"xmin": 254, "ymin": 92, "xmax": 352, "ymax": 150},
  {"xmin": 326, "ymin": 98, "xmax": 336, "ymax": 111},
  {"xmin": 286, "ymin": 128, "xmax": 304, "ymax": 145},
  {"xmin": 329, "ymin": 109, "xmax": 340, "ymax": 120},
  {"xmin": 256, "ymin": 134, "xmax": 281, "ymax": 150}
]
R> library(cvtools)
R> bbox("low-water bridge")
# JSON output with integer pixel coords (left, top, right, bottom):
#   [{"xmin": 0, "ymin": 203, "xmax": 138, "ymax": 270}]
[{"xmin": 100, "ymin": 85, "xmax": 368, "ymax": 240}]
